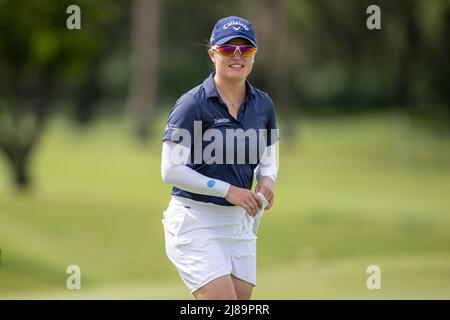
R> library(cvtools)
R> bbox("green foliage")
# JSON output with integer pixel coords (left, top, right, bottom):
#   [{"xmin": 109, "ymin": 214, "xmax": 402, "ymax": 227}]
[
  {"xmin": 0, "ymin": 0, "xmax": 126, "ymax": 96},
  {"xmin": 286, "ymin": 0, "xmax": 449, "ymax": 111},
  {"xmin": 0, "ymin": 0, "xmax": 448, "ymax": 114}
]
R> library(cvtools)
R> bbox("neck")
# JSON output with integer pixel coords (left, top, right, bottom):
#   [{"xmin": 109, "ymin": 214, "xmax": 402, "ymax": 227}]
[{"xmin": 213, "ymin": 73, "xmax": 246, "ymax": 103}]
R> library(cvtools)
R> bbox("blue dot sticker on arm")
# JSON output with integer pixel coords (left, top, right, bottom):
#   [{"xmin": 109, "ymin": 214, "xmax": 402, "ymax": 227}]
[{"xmin": 207, "ymin": 180, "xmax": 215, "ymax": 188}]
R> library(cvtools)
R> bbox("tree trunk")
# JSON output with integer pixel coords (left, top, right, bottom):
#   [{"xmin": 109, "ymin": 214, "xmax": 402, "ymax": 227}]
[
  {"xmin": 0, "ymin": 68, "xmax": 51, "ymax": 191},
  {"xmin": 397, "ymin": 1, "xmax": 419, "ymax": 110},
  {"xmin": 75, "ymin": 57, "xmax": 101, "ymax": 125},
  {"xmin": 1, "ymin": 142, "xmax": 32, "ymax": 191},
  {"xmin": 128, "ymin": 0, "xmax": 160, "ymax": 141},
  {"xmin": 246, "ymin": 0, "xmax": 296, "ymax": 142},
  {"xmin": 13, "ymin": 151, "xmax": 30, "ymax": 190}
]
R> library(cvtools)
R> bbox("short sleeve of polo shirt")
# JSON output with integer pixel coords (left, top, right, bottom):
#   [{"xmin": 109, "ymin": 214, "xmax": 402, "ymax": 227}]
[
  {"xmin": 265, "ymin": 95, "xmax": 280, "ymax": 146},
  {"xmin": 163, "ymin": 93, "xmax": 200, "ymax": 147}
]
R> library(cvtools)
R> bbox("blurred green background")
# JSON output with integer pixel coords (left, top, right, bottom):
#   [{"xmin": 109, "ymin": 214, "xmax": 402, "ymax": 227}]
[{"xmin": 1, "ymin": 0, "xmax": 449, "ymax": 299}]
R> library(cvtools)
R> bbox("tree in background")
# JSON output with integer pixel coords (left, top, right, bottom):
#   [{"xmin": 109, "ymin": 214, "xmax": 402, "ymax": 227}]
[
  {"xmin": 246, "ymin": 0, "xmax": 296, "ymax": 139},
  {"xmin": 0, "ymin": 0, "xmax": 124, "ymax": 190},
  {"xmin": 128, "ymin": 0, "xmax": 160, "ymax": 141}
]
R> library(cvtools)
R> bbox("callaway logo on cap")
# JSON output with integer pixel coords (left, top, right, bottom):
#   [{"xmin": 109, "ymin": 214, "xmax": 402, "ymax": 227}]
[{"xmin": 210, "ymin": 16, "xmax": 257, "ymax": 47}]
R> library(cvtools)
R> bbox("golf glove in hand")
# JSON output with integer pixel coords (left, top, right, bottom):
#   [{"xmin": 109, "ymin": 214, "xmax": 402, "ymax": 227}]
[{"xmin": 234, "ymin": 192, "xmax": 269, "ymax": 236}]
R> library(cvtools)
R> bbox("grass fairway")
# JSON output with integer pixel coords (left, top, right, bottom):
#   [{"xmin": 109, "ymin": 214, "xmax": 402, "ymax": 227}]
[{"xmin": 1, "ymin": 112, "xmax": 449, "ymax": 299}]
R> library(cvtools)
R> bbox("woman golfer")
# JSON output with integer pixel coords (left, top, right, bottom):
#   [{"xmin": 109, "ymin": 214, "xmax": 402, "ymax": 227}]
[{"xmin": 161, "ymin": 16, "xmax": 279, "ymax": 300}]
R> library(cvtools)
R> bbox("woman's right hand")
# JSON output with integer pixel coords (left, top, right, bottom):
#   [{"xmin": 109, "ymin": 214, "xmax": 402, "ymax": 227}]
[{"xmin": 225, "ymin": 185, "xmax": 263, "ymax": 216}]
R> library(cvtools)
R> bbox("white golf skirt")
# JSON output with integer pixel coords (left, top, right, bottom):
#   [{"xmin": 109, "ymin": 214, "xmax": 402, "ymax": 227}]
[{"xmin": 162, "ymin": 195, "xmax": 259, "ymax": 293}]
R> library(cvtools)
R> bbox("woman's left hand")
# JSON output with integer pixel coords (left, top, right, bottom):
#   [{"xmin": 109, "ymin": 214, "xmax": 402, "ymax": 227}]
[{"xmin": 254, "ymin": 176, "xmax": 275, "ymax": 210}]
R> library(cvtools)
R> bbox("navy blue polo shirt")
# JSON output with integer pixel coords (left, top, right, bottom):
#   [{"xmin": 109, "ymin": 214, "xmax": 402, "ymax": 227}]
[{"xmin": 163, "ymin": 72, "xmax": 279, "ymax": 206}]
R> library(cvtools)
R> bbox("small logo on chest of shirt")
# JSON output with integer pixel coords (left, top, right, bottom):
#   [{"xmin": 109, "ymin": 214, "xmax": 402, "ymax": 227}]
[{"xmin": 214, "ymin": 118, "xmax": 230, "ymax": 124}]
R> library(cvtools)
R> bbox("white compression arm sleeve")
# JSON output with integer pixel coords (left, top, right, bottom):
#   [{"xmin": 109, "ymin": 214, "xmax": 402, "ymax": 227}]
[
  {"xmin": 161, "ymin": 141, "xmax": 231, "ymax": 198},
  {"xmin": 254, "ymin": 141, "xmax": 279, "ymax": 183}
]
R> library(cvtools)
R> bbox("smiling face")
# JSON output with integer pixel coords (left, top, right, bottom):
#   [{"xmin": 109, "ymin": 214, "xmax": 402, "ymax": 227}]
[{"xmin": 208, "ymin": 38, "xmax": 256, "ymax": 82}]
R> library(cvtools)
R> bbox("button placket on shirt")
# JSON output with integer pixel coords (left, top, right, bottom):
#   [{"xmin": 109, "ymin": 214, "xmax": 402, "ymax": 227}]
[{"xmin": 218, "ymin": 98, "xmax": 242, "ymax": 126}]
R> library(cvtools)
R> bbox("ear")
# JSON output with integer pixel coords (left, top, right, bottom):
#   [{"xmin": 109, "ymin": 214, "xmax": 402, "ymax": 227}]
[{"xmin": 208, "ymin": 49, "xmax": 215, "ymax": 63}]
